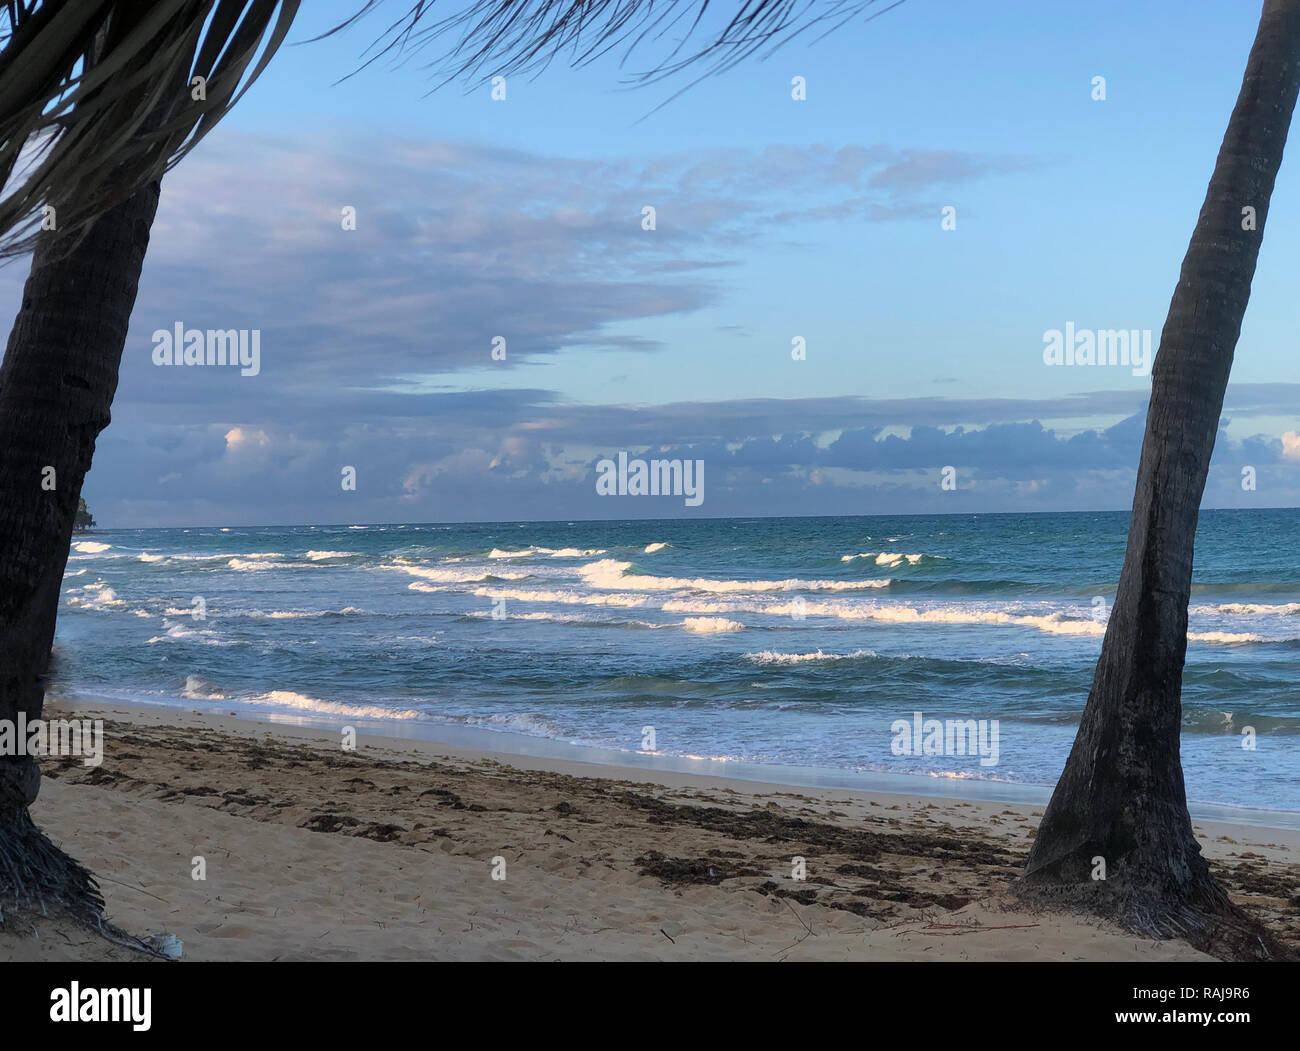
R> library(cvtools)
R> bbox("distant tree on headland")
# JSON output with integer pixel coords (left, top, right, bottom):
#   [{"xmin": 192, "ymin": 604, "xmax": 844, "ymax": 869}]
[{"xmin": 73, "ymin": 498, "xmax": 95, "ymax": 533}]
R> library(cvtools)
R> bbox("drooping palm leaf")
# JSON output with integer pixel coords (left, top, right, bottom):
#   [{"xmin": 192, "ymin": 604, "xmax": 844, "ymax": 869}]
[
  {"xmin": 0, "ymin": 0, "xmax": 902, "ymax": 259},
  {"xmin": 0, "ymin": 0, "xmax": 299, "ymax": 259},
  {"xmin": 325, "ymin": 0, "xmax": 901, "ymax": 92}
]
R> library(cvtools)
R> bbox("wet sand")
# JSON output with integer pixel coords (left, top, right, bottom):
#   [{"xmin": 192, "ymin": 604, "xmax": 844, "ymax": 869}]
[{"xmin": 3, "ymin": 701, "xmax": 1297, "ymax": 961}]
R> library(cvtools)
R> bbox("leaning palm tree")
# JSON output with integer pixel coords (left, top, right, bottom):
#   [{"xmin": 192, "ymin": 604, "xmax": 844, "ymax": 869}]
[
  {"xmin": 294, "ymin": 0, "xmax": 1300, "ymax": 961},
  {"xmin": 0, "ymin": 0, "xmax": 299, "ymax": 931},
  {"xmin": 0, "ymin": 0, "xmax": 899, "ymax": 936},
  {"xmin": 1020, "ymin": 0, "xmax": 1300, "ymax": 960}
]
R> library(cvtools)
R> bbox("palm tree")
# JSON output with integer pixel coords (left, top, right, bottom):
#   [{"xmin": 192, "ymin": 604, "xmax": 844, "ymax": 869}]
[
  {"xmin": 0, "ymin": 0, "xmax": 300, "ymax": 260},
  {"xmin": 1020, "ymin": 0, "xmax": 1300, "ymax": 960},
  {"xmin": 0, "ymin": 0, "xmax": 898, "ymax": 936},
  {"xmin": 0, "ymin": 178, "xmax": 162, "ymax": 929},
  {"xmin": 314, "ymin": 0, "xmax": 1300, "ymax": 961},
  {"xmin": 0, "ymin": 0, "xmax": 299, "ymax": 930}
]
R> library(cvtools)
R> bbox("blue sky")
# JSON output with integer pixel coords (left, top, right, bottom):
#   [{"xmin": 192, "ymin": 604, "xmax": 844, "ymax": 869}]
[{"xmin": 7, "ymin": 0, "xmax": 1300, "ymax": 525}]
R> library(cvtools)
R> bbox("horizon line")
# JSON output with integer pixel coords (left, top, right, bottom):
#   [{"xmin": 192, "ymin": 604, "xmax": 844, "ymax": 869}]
[{"xmin": 77, "ymin": 503, "xmax": 1300, "ymax": 531}]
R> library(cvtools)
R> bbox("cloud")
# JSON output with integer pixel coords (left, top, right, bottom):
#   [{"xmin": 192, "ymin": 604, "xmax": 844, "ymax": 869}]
[
  {"xmin": 224, "ymin": 426, "xmax": 270, "ymax": 450},
  {"xmin": 7, "ymin": 129, "xmax": 1295, "ymax": 525},
  {"xmin": 77, "ymin": 376, "xmax": 1300, "ymax": 525},
  {"xmin": 95, "ymin": 131, "xmax": 1028, "ymax": 405}
]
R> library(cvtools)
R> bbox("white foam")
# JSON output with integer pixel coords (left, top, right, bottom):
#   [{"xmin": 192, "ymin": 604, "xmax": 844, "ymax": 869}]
[
  {"xmin": 245, "ymin": 606, "xmax": 364, "ymax": 619},
  {"xmin": 659, "ymin": 596, "xmax": 1108, "ymax": 637},
  {"xmin": 242, "ymin": 690, "xmax": 424, "ymax": 721},
  {"xmin": 468, "ymin": 585, "xmax": 650, "ymax": 608},
  {"xmin": 182, "ymin": 674, "xmax": 226, "ymax": 700},
  {"xmin": 467, "ymin": 610, "xmax": 655, "ymax": 628},
  {"xmin": 66, "ymin": 584, "xmax": 123, "ymax": 611},
  {"xmin": 488, "ymin": 546, "xmax": 605, "ymax": 559},
  {"xmin": 1187, "ymin": 630, "xmax": 1269, "ymax": 644},
  {"xmin": 1191, "ymin": 602, "xmax": 1300, "ymax": 617},
  {"xmin": 227, "ymin": 558, "xmax": 294, "ymax": 571},
  {"xmin": 579, "ymin": 558, "xmax": 890, "ymax": 594},
  {"xmin": 305, "ymin": 550, "xmax": 356, "ymax": 560},
  {"xmin": 393, "ymin": 563, "xmax": 530, "ymax": 584},
  {"xmin": 139, "ymin": 553, "xmax": 239, "ymax": 563},
  {"xmin": 72, "ymin": 541, "xmax": 110, "ymax": 554},
  {"xmin": 643, "ymin": 542, "xmax": 669, "ymax": 553},
  {"xmin": 841, "ymin": 551, "xmax": 930, "ymax": 566},
  {"xmin": 745, "ymin": 649, "xmax": 877, "ymax": 664},
  {"xmin": 146, "ymin": 622, "xmax": 233, "ymax": 645},
  {"xmin": 681, "ymin": 617, "xmax": 745, "ymax": 633}
]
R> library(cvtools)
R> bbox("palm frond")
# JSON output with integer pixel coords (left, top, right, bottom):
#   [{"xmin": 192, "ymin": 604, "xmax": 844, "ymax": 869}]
[
  {"xmin": 322, "ymin": 0, "xmax": 905, "ymax": 93},
  {"xmin": 0, "ymin": 0, "xmax": 299, "ymax": 260},
  {"xmin": 0, "ymin": 0, "xmax": 904, "ymax": 257}
]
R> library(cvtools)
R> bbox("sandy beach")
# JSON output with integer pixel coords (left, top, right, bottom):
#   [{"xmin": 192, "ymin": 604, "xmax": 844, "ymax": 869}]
[{"xmin": 0, "ymin": 700, "xmax": 1295, "ymax": 962}]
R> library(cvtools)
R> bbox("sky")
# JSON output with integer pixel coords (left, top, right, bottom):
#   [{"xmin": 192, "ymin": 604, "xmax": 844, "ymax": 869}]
[{"xmin": 6, "ymin": 0, "xmax": 1300, "ymax": 526}]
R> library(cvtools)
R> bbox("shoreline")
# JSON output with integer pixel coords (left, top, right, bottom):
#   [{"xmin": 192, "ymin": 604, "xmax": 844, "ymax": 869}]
[
  {"xmin": 53, "ymin": 692, "xmax": 1300, "ymax": 833},
  {"xmin": 6, "ymin": 697, "xmax": 1296, "ymax": 961}
]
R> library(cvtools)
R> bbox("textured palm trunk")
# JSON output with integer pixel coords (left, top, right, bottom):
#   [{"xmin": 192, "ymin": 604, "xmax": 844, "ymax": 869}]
[
  {"xmin": 1022, "ymin": 0, "xmax": 1300, "ymax": 960},
  {"xmin": 0, "ymin": 180, "xmax": 160, "ymax": 918}
]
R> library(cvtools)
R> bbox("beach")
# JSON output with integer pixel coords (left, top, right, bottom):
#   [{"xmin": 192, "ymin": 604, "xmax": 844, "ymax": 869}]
[{"xmin": 4, "ymin": 700, "xmax": 1297, "ymax": 962}]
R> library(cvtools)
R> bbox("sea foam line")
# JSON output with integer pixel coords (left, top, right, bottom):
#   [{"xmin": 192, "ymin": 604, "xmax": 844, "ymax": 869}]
[{"xmin": 579, "ymin": 558, "xmax": 890, "ymax": 594}]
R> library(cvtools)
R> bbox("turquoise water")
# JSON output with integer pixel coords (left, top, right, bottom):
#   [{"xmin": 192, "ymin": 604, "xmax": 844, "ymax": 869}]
[{"xmin": 53, "ymin": 509, "xmax": 1300, "ymax": 810}]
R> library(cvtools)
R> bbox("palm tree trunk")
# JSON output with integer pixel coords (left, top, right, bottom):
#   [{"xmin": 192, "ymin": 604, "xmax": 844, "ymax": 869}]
[
  {"xmin": 0, "ymin": 179, "xmax": 160, "ymax": 921},
  {"xmin": 1021, "ymin": 0, "xmax": 1300, "ymax": 960}
]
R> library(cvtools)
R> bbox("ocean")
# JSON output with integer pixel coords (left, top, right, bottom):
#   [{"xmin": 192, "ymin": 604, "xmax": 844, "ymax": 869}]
[{"xmin": 52, "ymin": 509, "xmax": 1300, "ymax": 812}]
